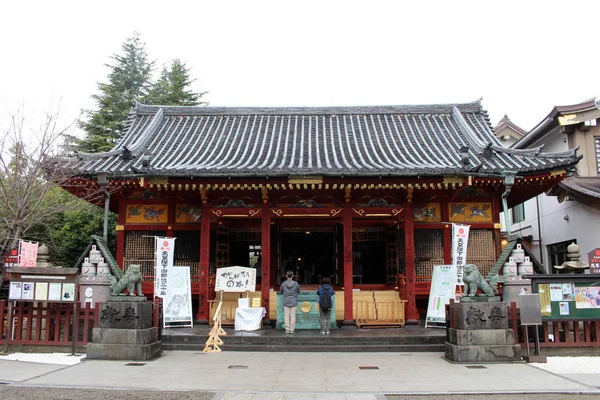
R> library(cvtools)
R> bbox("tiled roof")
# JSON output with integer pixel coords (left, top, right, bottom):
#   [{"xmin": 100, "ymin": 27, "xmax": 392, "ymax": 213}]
[{"xmin": 71, "ymin": 100, "xmax": 580, "ymax": 179}]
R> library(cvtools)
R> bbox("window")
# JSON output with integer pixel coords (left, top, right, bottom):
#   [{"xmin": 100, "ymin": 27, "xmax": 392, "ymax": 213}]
[
  {"xmin": 511, "ymin": 203, "xmax": 525, "ymax": 224},
  {"xmin": 548, "ymin": 240, "xmax": 576, "ymax": 274}
]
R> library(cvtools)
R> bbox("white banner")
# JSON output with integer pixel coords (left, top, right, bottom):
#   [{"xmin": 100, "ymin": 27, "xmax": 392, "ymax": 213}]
[
  {"xmin": 18, "ymin": 240, "xmax": 38, "ymax": 267},
  {"xmin": 425, "ymin": 265, "xmax": 457, "ymax": 327},
  {"xmin": 155, "ymin": 237, "xmax": 176, "ymax": 298},
  {"xmin": 215, "ymin": 266, "xmax": 256, "ymax": 292},
  {"xmin": 452, "ymin": 224, "xmax": 470, "ymax": 285},
  {"xmin": 163, "ymin": 266, "xmax": 193, "ymax": 328}
]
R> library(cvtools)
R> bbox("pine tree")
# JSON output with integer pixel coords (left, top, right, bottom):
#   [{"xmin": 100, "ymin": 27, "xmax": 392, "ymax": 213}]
[
  {"xmin": 147, "ymin": 59, "xmax": 208, "ymax": 106},
  {"xmin": 78, "ymin": 32, "xmax": 154, "ymax": 153}
]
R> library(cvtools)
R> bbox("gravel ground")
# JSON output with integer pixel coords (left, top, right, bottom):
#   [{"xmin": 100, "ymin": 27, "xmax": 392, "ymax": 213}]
[{"xmin": 0, "ymin": 387, "xmax": 215, "ymax": 400}]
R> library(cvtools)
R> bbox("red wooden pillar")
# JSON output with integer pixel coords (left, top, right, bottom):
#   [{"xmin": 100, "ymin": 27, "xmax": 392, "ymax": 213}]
[
  {"xmin": 441, "ymin": 197, "xmax": 452, "ymax": 264},
  {"xmin": 261, "ymin": 208, "xmax": 271, "ymax": 311},
  {"xmin": 116, "ymin": 197, "xmax": 126, "ymax": 269},
  {"xmin": 404, "ymin": 201, "xmax": 419, "ymax": 324},
  {"xmin": 197, "ymin": 205, "xmax": 211, "ymax": 322},
  {"xmin": 343, "ymin": 208, "xmax": 353, "ymax": 322}
]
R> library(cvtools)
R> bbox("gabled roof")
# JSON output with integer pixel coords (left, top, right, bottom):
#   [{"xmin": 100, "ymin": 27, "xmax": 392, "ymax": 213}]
[
  {"xmin": 70, "ymin": 100, "xmax": 580, "ymax": 179},
  {"xmin": 512, "ymin": 97, "xmax": 599, "ymax": 149},
  {"xmin": 494, "ymin": 114, "xmax": 527, "ymax": 137}
]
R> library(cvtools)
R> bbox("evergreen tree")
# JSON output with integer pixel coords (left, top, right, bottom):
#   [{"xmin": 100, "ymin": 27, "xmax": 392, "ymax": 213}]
[
  {"xmin": 78, "ymin": 32, "xmax": 154, "ymax": 153},
  {"xmin": 147, "ymin": 59, "xmax": 208, "ymax": 106}
]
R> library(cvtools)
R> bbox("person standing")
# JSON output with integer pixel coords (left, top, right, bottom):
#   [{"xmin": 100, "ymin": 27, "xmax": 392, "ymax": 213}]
[
  {"xmin": 317, "ymin": 276, "xmax": 335, "ymax": 335},
  {"xmin": 279, "ymin": 270, "xmax": 300, "ymax": 334}
]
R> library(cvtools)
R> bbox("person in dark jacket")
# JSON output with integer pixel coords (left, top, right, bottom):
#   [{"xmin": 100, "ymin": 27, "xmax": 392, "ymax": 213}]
[
  {"xmin": 316, "ymin": 276, "xmax": 335, "ymax": 335},
  {"xmin": 279, "ymin": 270, "xmax": 300, "ymax": 334}
]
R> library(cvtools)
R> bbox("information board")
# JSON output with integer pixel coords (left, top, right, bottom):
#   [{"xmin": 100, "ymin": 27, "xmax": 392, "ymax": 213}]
[
  {"xmin": 536, "ymin": 281, "xmax": 600, "ymax": 319},
  {"xmin": 425, "ymin": 265, "xmax": 457, "ymax": 327}
]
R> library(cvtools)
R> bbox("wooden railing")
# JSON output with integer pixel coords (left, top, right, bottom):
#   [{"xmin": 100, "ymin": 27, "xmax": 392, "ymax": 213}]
[
  {"xmin": 447, "ymin": 301, "xmax": 600, "ymax": 348},
  {"xmin": 1, "ymin": 299, "xmax": 162, "ymax": 348}
]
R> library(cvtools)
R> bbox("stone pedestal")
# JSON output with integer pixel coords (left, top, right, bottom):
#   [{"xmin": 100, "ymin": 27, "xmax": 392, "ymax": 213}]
[
  {"xmin": 445, "ymin": 301, "xmax": 521, "ymax": 363},
  {"xmin": 86, "ymin": 299, "xmax": 161, "ymax": 360}
]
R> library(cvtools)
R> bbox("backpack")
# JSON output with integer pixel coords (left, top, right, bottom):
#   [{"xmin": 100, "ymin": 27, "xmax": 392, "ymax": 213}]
[{"xmin": 320, "ymin": 286, "xmax": 332, "ymax": 311}]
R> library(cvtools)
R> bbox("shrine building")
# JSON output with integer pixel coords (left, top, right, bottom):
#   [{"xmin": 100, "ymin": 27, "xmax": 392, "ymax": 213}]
[{"xmin": 62, "ymin": 100, "xmax": 580, "ymax": 324}]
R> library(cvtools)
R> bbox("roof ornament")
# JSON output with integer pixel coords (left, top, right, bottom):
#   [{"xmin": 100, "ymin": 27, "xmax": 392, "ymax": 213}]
[
  {"xmin": 482, "ymin": 143, "xmax": 494, "ymax": 158},
  {"xmin": 121, "ymin": 146, "xmax": 133, "ymax": 161}
]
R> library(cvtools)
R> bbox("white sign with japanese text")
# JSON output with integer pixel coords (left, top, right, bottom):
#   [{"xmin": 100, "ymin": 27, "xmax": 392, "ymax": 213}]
[
  {"xmin": 154, "ymin": 237, "xmax": 176, "ymax": 298},
  {"xmin": 215, "ymin": 266, "xmax": 256, "ymax": 292},
  {"xmin": 452, "ymin": 224, "xmax": 470, "ymax": 285}
]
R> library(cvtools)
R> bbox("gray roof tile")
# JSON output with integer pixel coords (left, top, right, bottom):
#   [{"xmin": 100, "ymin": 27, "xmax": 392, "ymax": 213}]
[{"xmin": 72, "ymin": 101, "xmax": 580, "ymax": 179}]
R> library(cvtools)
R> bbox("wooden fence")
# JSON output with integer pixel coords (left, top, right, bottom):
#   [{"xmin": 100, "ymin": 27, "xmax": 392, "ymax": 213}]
[
  {"xmin": 447, "ymin": 301, "xmax": 600, "ymax": 348},
  {"xmin": 1, "ymin": 299, "xmax": 162, "ymax": 348}
]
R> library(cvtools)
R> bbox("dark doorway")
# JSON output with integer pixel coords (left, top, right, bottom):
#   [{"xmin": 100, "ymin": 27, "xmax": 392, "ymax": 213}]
[
  {"xmin": 282, "ymin": 231, "xmax": 335, "ymax": 285},
  {"xmin": 353, "ymin": 241, "xmax": 387, "ymax": 284}
]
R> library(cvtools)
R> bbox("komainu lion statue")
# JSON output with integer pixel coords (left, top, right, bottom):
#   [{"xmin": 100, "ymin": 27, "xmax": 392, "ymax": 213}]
[
  {"xmin": 111, "ymin": 264, "xmax": 144, "ymax": 296},
  {"xmin": 463, "ymin": 264, "xmax": 498, "ymax": 297}
]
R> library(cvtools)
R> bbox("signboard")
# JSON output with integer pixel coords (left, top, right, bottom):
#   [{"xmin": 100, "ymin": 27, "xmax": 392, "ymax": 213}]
[
  {"xmin": 519, "ymin": 294, "xmax": 542, "ymax": 325},
  {"xmin": 18, "ymin": 240, "xmax": 38, "ymax": 267},
  {"xmin": 154, "ymin": 237, "xmax": 176, "ymax": 298},
  {"xmin": 589, "ymin": 248, "xmax": 600, "ymax": 274},
  {"xmin": 452, "ymin": 224, "xmax": 470, "ymax": 285},
  {"xmin": 535, "ymin": 281, "xmax": 600, "ymax": 319},
  {"xmin": 163, "ymin": 266, "xmax": 193, "ymax": 328},
  {"xmin": 215, "ymin": 266, "xmax": 256, "ymax": 292},
  {"xmin": 8, "ymin": 267, "xmax": 78, "ymax": 302},
  {"xmin": 425, "ymin": 264, "xmax": 457, "ymax": 327}
]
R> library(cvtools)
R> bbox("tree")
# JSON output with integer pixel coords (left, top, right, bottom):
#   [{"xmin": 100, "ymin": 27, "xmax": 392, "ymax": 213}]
[
  {"xmin": 0, "ymin": 104, "xmax": 100, "ymax": 258},
  {"xmin": 77, "ymin": 33, "xmax": 208, "ymax": 154},
  {"xmin": 78, "ymin": 32, "xmax": 154, "ymax": 153},
  {"xmin": 147, "ymin": 59, "xmax": 208, "ymax": 106}
]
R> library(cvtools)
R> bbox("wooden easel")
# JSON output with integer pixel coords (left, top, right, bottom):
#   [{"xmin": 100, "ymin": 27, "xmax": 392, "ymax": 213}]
[{"xmin": 203, "ymin": 290, "xmax": 227, "ymax": 353}]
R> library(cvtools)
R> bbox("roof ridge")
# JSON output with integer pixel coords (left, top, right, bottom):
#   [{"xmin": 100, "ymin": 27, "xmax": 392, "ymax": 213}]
[{"xmin": 134, "ymin": 101, "xmax": 485, "ymax": 116}]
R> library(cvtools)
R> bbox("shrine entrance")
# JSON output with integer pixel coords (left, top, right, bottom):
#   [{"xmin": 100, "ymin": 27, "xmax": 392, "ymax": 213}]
[{"xmin": 281, "ymin": 230, "xmax": 336, "ymax": 285}]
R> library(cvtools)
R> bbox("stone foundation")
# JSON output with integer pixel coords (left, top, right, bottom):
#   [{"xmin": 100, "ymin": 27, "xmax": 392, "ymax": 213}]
[
  {"xmin": 86, "ymin": 300, "xmax": 161, "ymax": 361},
  {"xmin": 445, "ymin": 301, "xmax": 522, "ymax": 363}
]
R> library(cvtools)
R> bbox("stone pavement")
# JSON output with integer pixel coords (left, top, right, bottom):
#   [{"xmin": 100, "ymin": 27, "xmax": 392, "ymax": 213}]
[{"xmin": 1, "ymin": 351, "xmax": 599, "ymax": 399}]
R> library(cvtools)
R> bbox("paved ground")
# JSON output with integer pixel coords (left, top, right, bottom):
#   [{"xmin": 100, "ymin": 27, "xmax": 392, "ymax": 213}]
[{"xmin": 1, "ymin": 351, "xmax": 599, "ymax": 399}]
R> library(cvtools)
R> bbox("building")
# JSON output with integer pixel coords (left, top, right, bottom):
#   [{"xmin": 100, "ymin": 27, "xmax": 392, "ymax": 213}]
[
  {"xmin": 510, "ymin": 97, "xmax": 600, "ymax": 272},
  {"xmin": 494, "ymin": 115, "xmax": 526, "ymax": 148},
  {"xmin": 61, "ymin": 100, "xmax": 580, "ymax": 323}
]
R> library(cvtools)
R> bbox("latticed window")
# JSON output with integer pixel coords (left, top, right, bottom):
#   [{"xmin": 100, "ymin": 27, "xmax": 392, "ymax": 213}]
[
  {"xmin": 466, "ymin": 229, "xmax": 495, "ymax": 277},
  {"xmin": 414, "ymin": 230, "xmax": 444, "ymax": 280},
  {"xmin": 124, "ymin": 230, "xmax": 167, "ymax": 278}
]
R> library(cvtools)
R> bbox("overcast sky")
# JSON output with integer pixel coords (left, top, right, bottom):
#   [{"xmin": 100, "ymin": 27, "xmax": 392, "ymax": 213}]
[{"xmin": 2, "ymin": 0, "xmax": 599, "ymax": 136}]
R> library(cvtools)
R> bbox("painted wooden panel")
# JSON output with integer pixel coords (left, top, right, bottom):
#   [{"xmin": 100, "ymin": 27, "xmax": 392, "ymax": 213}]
[
  {"xmin": 449, "ymin": 202, "xmax": 493, "ymax": 222},
  {"xmin": 413, "ymin": 202, "xmax": 441, "ymax": 222},
  {"xmin": 175, "ymin": 204, "xmax": 202, "ymax": 224},
  {"xmin": 125, "ymin": 204, "xmax": 168, "ymax": 224}
]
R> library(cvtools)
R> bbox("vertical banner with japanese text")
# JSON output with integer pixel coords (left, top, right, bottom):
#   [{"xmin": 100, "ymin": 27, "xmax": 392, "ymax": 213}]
[
  {"xmin": 452, "ymin": 224, "xmax": 470, "ymax": 285},
  {"xmin": 154, "ymin": 237, "xmax": 176, "ymax": 298},
  {"xmin": 163, "ymin": 266, "xmax": 193, "ymax": 328},
  {"xmin": 18, "ymin": 240, "xmax": 39, "ymax": 267}
]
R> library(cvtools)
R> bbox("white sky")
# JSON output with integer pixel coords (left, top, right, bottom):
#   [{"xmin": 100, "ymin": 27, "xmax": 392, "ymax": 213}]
[{"xmin": 2, "ymin": 0, "xmax": 599, "ymax": 136}]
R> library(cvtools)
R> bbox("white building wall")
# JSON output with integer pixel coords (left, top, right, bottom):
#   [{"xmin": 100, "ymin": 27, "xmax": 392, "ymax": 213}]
[{"xmin": 502, "ymin": 122, "xmax": 600, "ymax": 272}]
